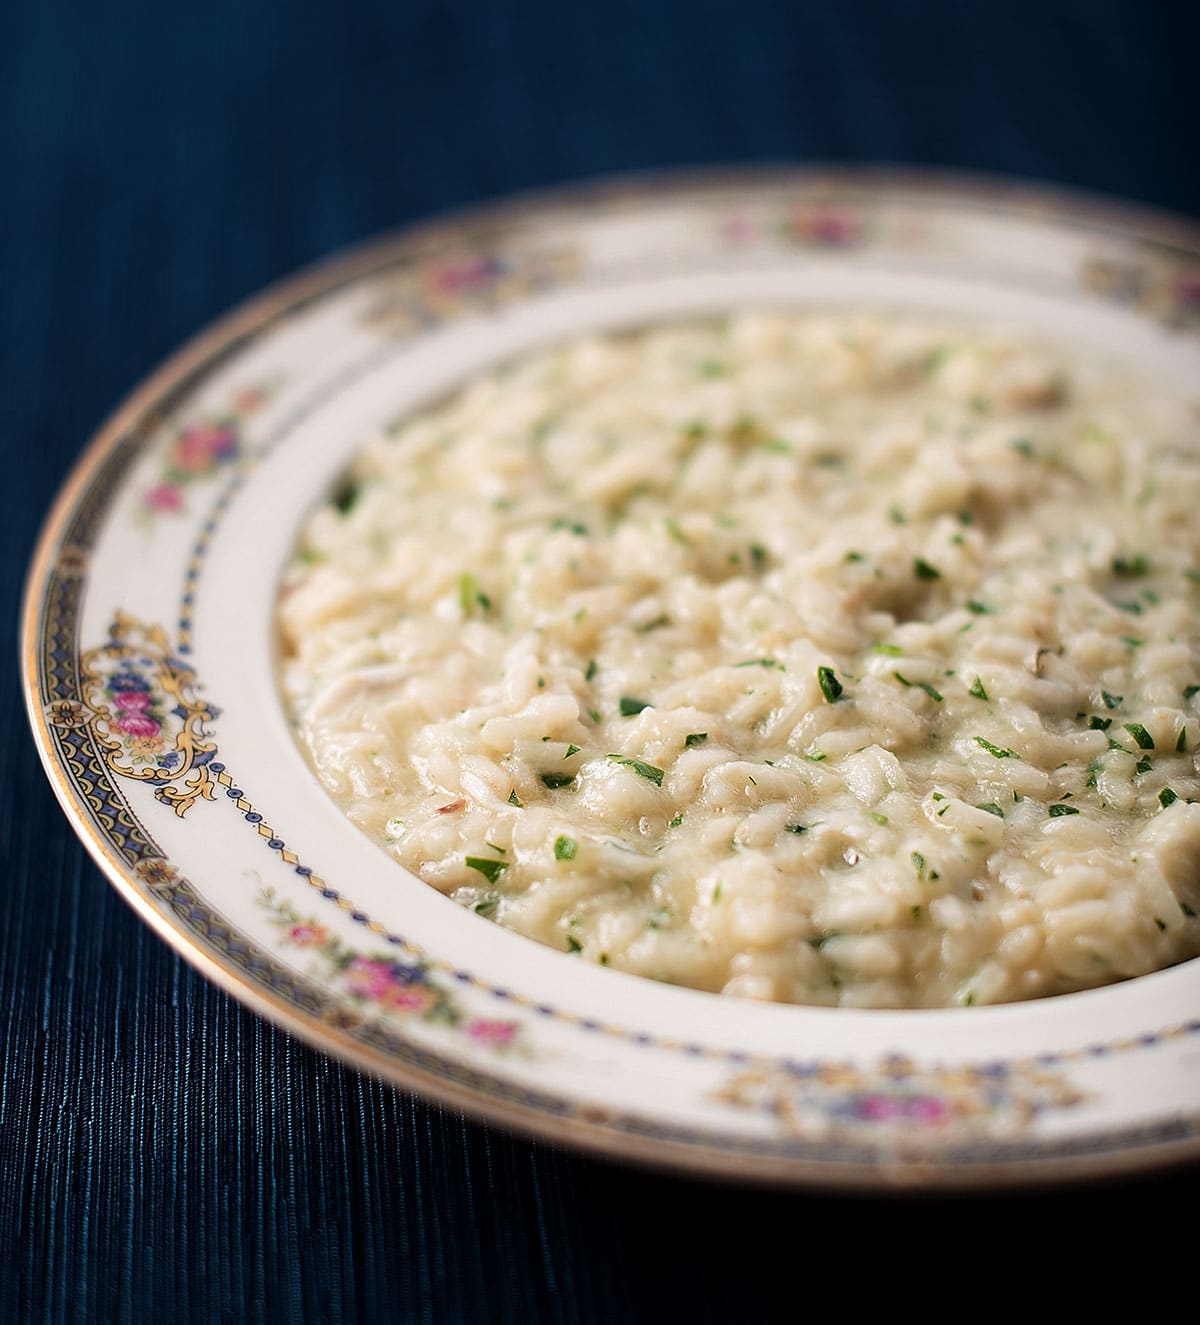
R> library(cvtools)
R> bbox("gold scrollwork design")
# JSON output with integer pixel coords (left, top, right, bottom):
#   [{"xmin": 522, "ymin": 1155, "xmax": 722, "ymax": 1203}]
[{"xmin": 79, "ymin": 613, "xmax": 220, "ymax": 817}]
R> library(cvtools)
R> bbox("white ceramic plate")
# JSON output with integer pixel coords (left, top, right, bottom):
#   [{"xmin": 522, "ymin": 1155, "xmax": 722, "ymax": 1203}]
[{"xmin": 23, "ymin": 170, "xmax": 1200, "ymax": 1190}]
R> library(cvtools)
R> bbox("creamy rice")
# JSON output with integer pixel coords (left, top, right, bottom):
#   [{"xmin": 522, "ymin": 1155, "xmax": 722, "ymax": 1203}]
[{"xmin": 277, "ymin": 313, "xmax": 1200, "ymax": 1008}]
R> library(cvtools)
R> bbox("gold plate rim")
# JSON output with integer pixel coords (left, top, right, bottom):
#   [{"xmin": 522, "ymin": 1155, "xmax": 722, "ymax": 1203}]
[{"xmin": 21, "ymin": 165, "xmax": 1200, "ymax": 1191}]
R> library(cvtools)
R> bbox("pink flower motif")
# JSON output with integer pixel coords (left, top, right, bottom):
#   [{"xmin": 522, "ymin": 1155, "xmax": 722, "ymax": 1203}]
[
  {"xmin": 787, "ymin": 207, "xmax": 862, "ymax": 248},
  {"xmin": 345, "ymin": 956, "xmax": 399, "ymax": 1000},
  {"xmin": 722, "ymin": 214, "xmax": 757, "ymax": 247},
  {"xmin": 905, "ymin": 1095, "xmax": 950, "ymax": 1125},
  {"xmin": 146, "ymin": 482, "xmax": 183, "ymax": 512},
  {"xmin": 1175, "ymin": 269, "xmax": 1200, "ymax": 306},
  {"xmin": 859, "ymin": 1094, "xmax": 903, "ymax": 1121},
  {"xmin": 429, "ymin": 257, "xmax": 497, "ymax": 294},
  {"xmin": 465, "ymin": 1019, "xmax": 518, "ymax": 1047},
  {"xmin": 287, "ymin": 923, "xmax": 329, "ymax": 948},
  {"xmin": 172, "ymin": 423, "xmax": 238, "ymax": 475},
  {"xmin": 113, "ymin": 690, "xmax": 152, "ymax": 712},
  {"xmin": 115, "ymin": 712, "xmax": 160, "ymax": 739},
  {"xmin": 387, "ymin": 985, "xmax": 438, "ymax": 1014}
]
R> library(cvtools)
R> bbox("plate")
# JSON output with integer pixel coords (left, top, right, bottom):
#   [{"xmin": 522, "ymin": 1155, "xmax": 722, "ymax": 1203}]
[{"xmin": 23, "ymin": 169, "xmax": 1200, "ymax": 1190}]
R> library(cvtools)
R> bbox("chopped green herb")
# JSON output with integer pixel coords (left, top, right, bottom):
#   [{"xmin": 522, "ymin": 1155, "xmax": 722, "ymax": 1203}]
[
  {"xmin": 977, "ymin": 803, "xmax": 1005, "ymax": 819},
  {"xmin": 1185, "ymin": 685, "xmax": 1200, "ymax": 701},
  {"xmin": 1135, "ymin": 755, "xmax": 1154, "ymax": 776},
  {"xmin": 868, "ymin": 812, "xmax": 888, "ymax": 825},
  {"xmin": 1048, "ymin": 804, "xmax": 1080, "ymax": 817},
  {"xmin": 1115, "ymin": 599, "xmax": 1144, "ymax": 615},
  {"xmin": 333, "ymin": 478, "xmax": 363, "ymax": 514},
  {"xmin": 923, "ymin": 345, "xmax": 951, "ymax": 374},
  {"xmin": 587, "ymin": 708, "xmax": 602, "ymax": 725},
  {"xmin": 873, "ymin": 641, "xmax": 905, "ymax": 656},
  {"xmin": 760, "ymin": 437, "xmax": 791, "ymax": 454},
  {"xmin": 804, "ymin": 750, "xmax": 827, "ymax": 763},
  {"xmin": 893, "ymin": 672, "xmax": 942, "ymax": 702},
  {"xmin": 817, "ymin": 665, "xmax": 844, "ymax": 703},
  {"xmin": 1088, "ymin": 716, "xmax": 1112, "ymax": 731},
  {"xmin": 1108, "ymin": 737, "xmax": 1130, "ymax": 753},
  {"xmin": 1154, "ymin": 916, "xmax": 1168, "ymax": 932},
  {"xmin": 540, "ymin": 772, "xmax": 575, "ymax": 789},
  {"xmin": 844, "ymin": 550, "xmax": 865, "ymax": 563},
  {"xmin": 1177, "ymin": 727, "xmax": 1188, "ymax": 753},
  {"xmin": 458, "ymin": 572, "xmax": 491, "ymax": 614},
  {"xmin": 1183, "ymin": 902, "xmax": 1197, "ymax": 918},
  {"xmin": 485, "ymin": 842, "xmax": 507, "ymax": 855},
  {"xmin": 966, "ymin": 600, "xmax": 992, "ymax": 615},
  {"xmin": 472, "ymin": 897, "xmax": 498, "ymax": 916},
  {"xmin": 735, "ymin": 658, "xmax": 785, "ymax": 670},
  {"xmin": 963, "ymin": 991, "xmax": 977, "ymax": 1007},
  {"xmin": 636, "ymin": 614, "xmax": 670, "ymax": 633},
  {"xmin": 1124, "ymin": 723, "xmax": 1155, "ymax": 750},
  {"xmin": 1123, "ymin": 637, "xmax": 1145, "ymax": 649},
  {"xmin": 566, "ymin": 935, "xmax": 583, "ymax": 954},
  {"xmin": 974, "ymin": 736, "xmax": 1020, "ymax": 759},
  {"xmin": 697, "ymin": 358, "xmax": 726, "ymax": 378},
  {"xmin": 554, "ymin": 835, "xmax": 578, "ymax": 861},
  {"xmin": 563, "ymin": 744, "xmax": 580, "ymax": 759},
  {"xmin": 465, "ymin": 856, "xmax": 507, "ymax": 883},
  {"xmin": 749, "ymin": 544, "xmax": 768, "ymax": 572},
  {"xmin": 890, "ymin": 507, "xmax": 907, "ymax": 525},
  {"xmin": 1159, "ymin": 787, "xmax": 1179, "ymax": 808},
  {"xmin": 507, "ymin": 789, "xmax": 523, "ymax": 807},
  {"xmin": 585, "ymin": 659, "xmax": 598, "ymax": 682},
  {"xmin": 1102, "ymin": 691, "xmax": 1123, "ymax": 710},
  {"xmin": 619, "ymin": 696, "xmax": 651, "ymax": 717},
  {"xmin": 606, "ymin": 754, "xmax": 665, "ymax": 786},
  {"xmin": 646, "ymin": 905, "xmax": 674, "ymax": 931},
  {"xmin": 1112, "ymin": 554, "xmax": 1150, "ymax": 577},
  {"xmin": 1010, "ymin": 438, "xmax": 1036, "ymax": 459},
  {"xmin": 913, "ymin": 557, "xmax": 942, "ymax": 581},
  {"xmin": 550, "ymin": 517, "xmax": 589, "ymax": 535},
  {"xmin": 969, "ymin": 676, "xmax": 989, "ymax": 701},
  {"xmin": 669, "ymin": 812, "xmax": 684, "ymax": 828},
  {"xmin": 684, "ymin": 732, "xmax": 708, "ymax": 748},
  {"xmin": 912, "ymin": 851, "xmax": 926, "ymax": 872},
  {"xmin": 663, "ymin": 517, "xmax": 689, "ymax": 545}
]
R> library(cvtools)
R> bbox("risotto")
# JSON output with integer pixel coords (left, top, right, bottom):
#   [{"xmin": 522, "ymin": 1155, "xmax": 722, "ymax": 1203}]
[{"xmin": 277, "ymin": 313, "xmax": 1200, "ymax": 1008}]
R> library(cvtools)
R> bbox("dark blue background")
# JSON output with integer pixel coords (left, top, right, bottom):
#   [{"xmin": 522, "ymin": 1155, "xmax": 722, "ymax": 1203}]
[{"xmin": 4, "ymin": 2, "xmax": 1197, "ymax": 1320}]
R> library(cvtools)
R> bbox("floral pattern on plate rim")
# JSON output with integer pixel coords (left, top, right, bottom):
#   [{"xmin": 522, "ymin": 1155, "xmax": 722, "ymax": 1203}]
[
  {"xmin": 140, "ymin": 382, "xmax": 274, "ymax": 518},
  {"xmin": 25, "ymin": 174, "xmax": 1200, "ymax": 1182}
]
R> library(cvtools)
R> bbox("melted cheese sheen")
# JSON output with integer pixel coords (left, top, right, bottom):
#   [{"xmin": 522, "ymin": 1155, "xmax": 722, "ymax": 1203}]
[{"xmin": 278, "ymin": 313, "xmax": 1200, "ymax": 1008}]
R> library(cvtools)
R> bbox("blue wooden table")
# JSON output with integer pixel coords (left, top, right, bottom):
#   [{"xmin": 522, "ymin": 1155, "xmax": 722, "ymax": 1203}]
[{"xmin": 3, "ymin": 2, "xmax": 1196, "ymax": 1319}]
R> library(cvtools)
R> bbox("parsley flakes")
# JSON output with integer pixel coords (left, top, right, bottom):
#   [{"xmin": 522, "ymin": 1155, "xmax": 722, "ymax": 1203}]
[
  {"xmin": 465, "ymin": 856, "xmax": 507, "ymax": 883},
  {"xmin": 817, "ymin": 666, "xmax": 844, "ymax": 703},
  {"xmin": 606, "ymin": 754, "xmax": 665, "ymax": 786}
]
